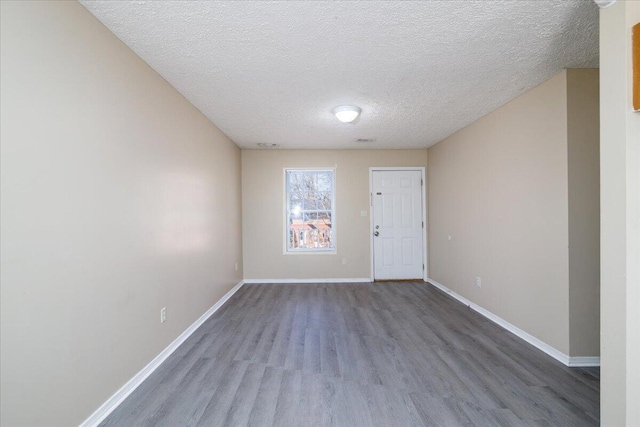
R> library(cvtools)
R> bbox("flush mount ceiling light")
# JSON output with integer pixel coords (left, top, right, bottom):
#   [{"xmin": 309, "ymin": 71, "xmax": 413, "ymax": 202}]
[
  {"xmin": 593, "ymin": 0, "xmax": 616, "ymax": 8},
  {"xmin": 332, "ymin": 105, "xmax": 361, "ymax": 123}
]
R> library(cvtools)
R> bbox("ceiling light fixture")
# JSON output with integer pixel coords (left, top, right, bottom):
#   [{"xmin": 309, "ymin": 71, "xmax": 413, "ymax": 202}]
[
  {"xmin": 332, "ymin": 105, "xmax": 361, "ymax": 123},
  {"xmin": 593, "ymin": 0, "xmax": 616, "ymax": 8}
]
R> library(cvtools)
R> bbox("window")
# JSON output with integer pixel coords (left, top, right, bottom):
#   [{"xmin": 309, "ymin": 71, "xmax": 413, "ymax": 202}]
[{"xmin": 285, "ymin": 169, "xmax": 335, "ymax": 252}]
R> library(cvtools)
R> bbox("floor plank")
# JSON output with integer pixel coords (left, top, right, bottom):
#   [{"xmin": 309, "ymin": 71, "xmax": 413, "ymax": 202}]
[{"xmin": 100, "ymin": 282, "xmax": 599, "ymax": 426}]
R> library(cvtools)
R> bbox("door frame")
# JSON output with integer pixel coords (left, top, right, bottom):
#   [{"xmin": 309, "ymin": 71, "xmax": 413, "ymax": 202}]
[{"xmin": 369, "ymin": 167, "xmax": 428, "ymax": 282}]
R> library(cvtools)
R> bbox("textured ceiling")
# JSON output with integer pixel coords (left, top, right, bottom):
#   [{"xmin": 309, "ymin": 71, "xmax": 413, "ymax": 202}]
[{"xmin": 79, "ymin": 1, "xmax": 599, "ymax": 150}]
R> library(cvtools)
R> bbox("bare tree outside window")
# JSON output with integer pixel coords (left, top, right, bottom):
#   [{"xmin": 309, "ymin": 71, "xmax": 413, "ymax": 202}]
[{"xmin": 286, "ymin": 169, "xmax": 335, "ymax": 251}]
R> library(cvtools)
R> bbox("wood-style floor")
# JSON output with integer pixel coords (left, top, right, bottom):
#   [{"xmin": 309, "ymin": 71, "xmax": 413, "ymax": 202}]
[{"xmin": 100, "ymin": 282, "xmax": 599, "ymax": 426}]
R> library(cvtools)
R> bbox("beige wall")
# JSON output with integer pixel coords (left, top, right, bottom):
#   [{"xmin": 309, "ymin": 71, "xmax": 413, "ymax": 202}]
[
  {"xmin": 242, "ymin": 149, "xmax": 428, "ymax": 280},
  {"xmin": 428, "ymin": 71, "xmax": 572, "ymax": 354},
  {"xmin": 567, "ymin": 69, "xmax": 601, "ymax": 358},
  {"xmin": 428, "ymin": 69, "xmax": 601, "ymax": 359},
  {"xmin": 0, "ymin": 2, "xmax": 242, "ymax": 426},
  {"xmin": 599, "ymin": 1, "xmax": 640, "ymax": 425}
]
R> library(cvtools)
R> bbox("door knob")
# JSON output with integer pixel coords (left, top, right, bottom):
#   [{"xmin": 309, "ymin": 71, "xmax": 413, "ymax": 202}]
[{"xmin": 374, "ymin": 231, "xmax": 379, "ymax": 237}]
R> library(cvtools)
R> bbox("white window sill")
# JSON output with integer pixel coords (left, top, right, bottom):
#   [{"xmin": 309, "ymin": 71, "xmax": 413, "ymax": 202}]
[{"xmin": 283, "ymin": 250, "xmax": 337, "ymax": 255}]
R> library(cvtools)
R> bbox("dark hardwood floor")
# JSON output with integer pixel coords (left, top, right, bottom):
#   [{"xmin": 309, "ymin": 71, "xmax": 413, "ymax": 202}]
[{"xmin": 100, "ymin": 282, "xmax": 599, "ymax": 426}]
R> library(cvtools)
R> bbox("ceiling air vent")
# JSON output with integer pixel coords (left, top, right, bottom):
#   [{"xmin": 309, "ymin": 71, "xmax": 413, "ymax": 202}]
[
  {"xmin": 257, "ymin": 143, "xmax": 278, "ymax": 148},
  {"xmin": 356, "ymin": 138, "xmax": 376, "ymax": 144}
]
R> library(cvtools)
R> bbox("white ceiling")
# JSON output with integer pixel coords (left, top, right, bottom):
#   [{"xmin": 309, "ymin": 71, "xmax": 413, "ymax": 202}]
[{"xmin": 79, "ymin": 1, "xmax": 598, "ymax": 150}]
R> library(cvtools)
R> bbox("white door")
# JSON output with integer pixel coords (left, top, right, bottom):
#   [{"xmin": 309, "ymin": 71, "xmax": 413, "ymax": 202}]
[{"xmin": 372, "ymin": 170, "xmax": 424, "ymax": 280}]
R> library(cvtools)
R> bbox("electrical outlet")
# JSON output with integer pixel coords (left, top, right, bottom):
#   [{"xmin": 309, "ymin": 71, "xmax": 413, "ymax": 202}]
[
  {"xmin": 342, "ymin": 257, "xmax": 347, "ymax": 265},
  {"xmin": 160, "ymin": 307, "xmax": 167, "ymax": 323},
  {"xmin": 476, "ymin": 277, "xmax": 482, "ymax": 288}
]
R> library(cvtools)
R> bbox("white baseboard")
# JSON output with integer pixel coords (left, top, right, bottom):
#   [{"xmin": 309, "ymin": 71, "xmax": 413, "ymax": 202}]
[
  {"xmin": 567, "ymin": 356, "xmax": 601, "ymax": 367},
  {"xmin": 80, "ymin": 280, "xmax": 245, "ymax": 427},
  {"xmin": 427, "ymin": 278, "xmax": 600, "ymax": 368},
  {"xmin": 243, "ymin": 278, "xmax": 372, "ymax": 284}
]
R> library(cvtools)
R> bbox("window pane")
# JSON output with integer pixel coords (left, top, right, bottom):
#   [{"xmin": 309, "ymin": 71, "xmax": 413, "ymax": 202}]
[
  {"xmin": 317, "ymin": 172, "xmax": 333, "ymax": 192},
  {"xmin": 303, "ymin": 194, "xmax": 319, "ymax": 210},
  {"xmin": 316, "ymin": 191, "xmax": 331, "ymax": 210},
  {"xmin": 295, "ymin": 212, "xmax": 313, "ymax": 249},
  {"xmin": 303, "ymin": 211, "xmax": 317, "ymax": 227},
  {"xmin": 289, "ymin": 196, "xmax": 302, "ymax": 218},
  {"xmin": 289, "ymin": 228, "xmax": 298, "ymax": 249},
  {"xmin": 289, "ymin": 171, "xmax": 313, "ymax": 194},
  {"xmin": 287, "ymin": 171, "xmax": 304, "ymax": 188},
  {"xmin": 317, "ymin": 211, "xmax": 332, "ymax": 224},
  {"xmin": 316, "ymin": 212, "xmax": 332, "ymax": 248}
]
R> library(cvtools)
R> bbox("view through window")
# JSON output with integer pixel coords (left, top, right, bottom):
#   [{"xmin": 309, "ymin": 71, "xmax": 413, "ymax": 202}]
[{"xmin": 285, "ymin": 169, "xmax": 335, "ymax": 251}]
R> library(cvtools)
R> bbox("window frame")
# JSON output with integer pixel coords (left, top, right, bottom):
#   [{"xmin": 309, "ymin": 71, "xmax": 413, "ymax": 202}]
[{"xmin": 284, "ymin": 168, "xmax": 336, "ymax": 254}]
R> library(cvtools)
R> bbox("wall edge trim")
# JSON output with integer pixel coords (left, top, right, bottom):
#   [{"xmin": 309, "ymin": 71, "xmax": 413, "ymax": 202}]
[
  {"xmin": 427, "ymin": 278, "xmax": 599, "ymax": 367},
  {"xmin": 79, "ymin": 280, "xmax": 246, "ymax": 427}
]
